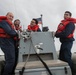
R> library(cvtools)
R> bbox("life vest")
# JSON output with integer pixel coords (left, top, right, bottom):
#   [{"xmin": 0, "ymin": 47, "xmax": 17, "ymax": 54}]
[
  {"xmin": 56, "ymin": 18, "xmax": 76, "ymax": 38},
  {"xmin": 0, "ymin": 16, "xmax": 15, "ymax": 38},
  {"xmin": 28, "ymin": 25, "xmax": 39, "ymax": 31},
  {"xmin": 15, "ymin": 26, "xmax": 21, "ymax": 30}
]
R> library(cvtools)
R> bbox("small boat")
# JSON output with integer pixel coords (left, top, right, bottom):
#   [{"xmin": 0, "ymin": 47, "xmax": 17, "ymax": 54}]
[{"xmin": 0, "ymin": 31, "xmax": 76, "ymax": 75}]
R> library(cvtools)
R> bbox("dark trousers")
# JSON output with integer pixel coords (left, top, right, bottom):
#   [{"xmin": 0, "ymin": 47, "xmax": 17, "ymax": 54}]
[
  {"xmin": 12, "ymin": 46, "xmax": 19, "ymax": 75},
  {"xmin": 0, "ymin": 38, "xmax": 15, "ymax": 75},
  {"xmin": 59, "ymin": 41, "xmax": 73, "ymax": 74}
]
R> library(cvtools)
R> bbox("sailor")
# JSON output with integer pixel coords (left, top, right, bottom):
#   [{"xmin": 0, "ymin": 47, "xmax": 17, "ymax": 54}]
[
  {"xmin": 0, "ymin": 12, "xmax": 18, "ymax": 75},
  {"xmin": 12, "ymin": 19, "xmax": 22, "ymax": 75},
  {"xmin": 14, "ymin": 19, "xmax": 22, "ymax": 32},
  {"xmin": 27, "ymin": 18, "xmax": 41, "ymax": 32},
  {"xmin": 55, "ymin": 11, "xmax": 76, "ymax": 75}
]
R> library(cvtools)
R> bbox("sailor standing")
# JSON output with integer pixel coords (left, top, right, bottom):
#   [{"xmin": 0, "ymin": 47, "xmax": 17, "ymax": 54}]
[{"xmin": 0, "ymin": 12, "xmax": 18, "ymax": 75}]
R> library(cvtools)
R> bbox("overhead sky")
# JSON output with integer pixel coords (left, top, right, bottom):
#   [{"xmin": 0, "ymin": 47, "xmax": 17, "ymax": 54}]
[{"xmin": 0, "ymin": 0, "xmax": 76, "ymax": 55}]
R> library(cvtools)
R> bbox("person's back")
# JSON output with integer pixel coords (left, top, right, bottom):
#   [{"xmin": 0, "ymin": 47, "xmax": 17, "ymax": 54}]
[{"xmin": 0, "ymin": 12, "xmax": 18, "ymax": 75}]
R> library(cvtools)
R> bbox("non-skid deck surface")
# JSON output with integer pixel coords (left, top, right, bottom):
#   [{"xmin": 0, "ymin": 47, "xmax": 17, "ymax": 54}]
[{"xmin": 16, "ymin": 60, "xmax": 68, "ymax": 69}]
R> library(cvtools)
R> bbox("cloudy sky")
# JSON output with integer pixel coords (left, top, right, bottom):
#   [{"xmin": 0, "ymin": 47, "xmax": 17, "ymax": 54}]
[{"xmin": 0, "ymin": 0, "xmax": 76, "ymax": 55}]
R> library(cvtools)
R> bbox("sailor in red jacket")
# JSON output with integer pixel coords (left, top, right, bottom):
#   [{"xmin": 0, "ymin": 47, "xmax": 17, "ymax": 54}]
[
  {"xmin": 55, "ymin": 11, "xmax": 76, "ymax": 75},
  {"xmin": 27, "ymin": 18, "xmax": 41, "ymax": 32},
  {"xmin": 14, "ymin": 19, "xmax": 22, "ymax": 32},
  {"xmin": 0, "ymin": 12, "xmax": 18, "ymax": 75},
  {"xmin": 11, "ymin": 19, "xmax": 22, "ymax": 75}
]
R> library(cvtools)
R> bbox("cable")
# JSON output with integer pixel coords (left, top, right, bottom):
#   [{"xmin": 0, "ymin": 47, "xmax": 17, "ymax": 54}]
[
  {"xmin": 19, "ymin": 34, "xmax": 32, "ymax": 75},
  {"xmin": 19, "ymin": 32, "xmax": 52, "ymax": 75},
  {"xmin": 30, "ymin": 38, "xmax": 52, "ymax": 75},
  {"xmin": 13, "ymin": 0, "xmax": 17, "ymax": 18}
]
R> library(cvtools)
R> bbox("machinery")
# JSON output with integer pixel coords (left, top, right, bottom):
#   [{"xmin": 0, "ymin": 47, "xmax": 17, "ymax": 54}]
[{"xmin": 15, "ymin": 31, "xmax": 72, "ymax": 75}]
